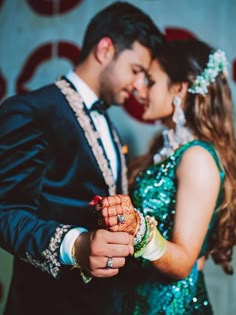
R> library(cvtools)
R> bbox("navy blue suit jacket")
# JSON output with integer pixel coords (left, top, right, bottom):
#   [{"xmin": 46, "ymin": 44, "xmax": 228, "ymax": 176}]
[{"xmin": 0, "ymin": 79, "xmax": 128, "ymax": 315}]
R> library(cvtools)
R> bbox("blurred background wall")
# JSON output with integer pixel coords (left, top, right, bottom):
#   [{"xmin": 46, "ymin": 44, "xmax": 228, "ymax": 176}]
[{"xmin": 0, "ymin": 1, "xmax": 236, "ymax": 314}]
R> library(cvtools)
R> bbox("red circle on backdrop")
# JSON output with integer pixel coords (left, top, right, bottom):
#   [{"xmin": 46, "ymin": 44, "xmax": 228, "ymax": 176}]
[
  {"xmin": 27, "ymin": 0, "xmax": 83, "ymax": 16},
  {"xmin": 16, "ymin": 42, "xmax": 80, "ymax": 94},
  {"xmin": 233, "ymin": 59, "xmax": 236, "ymax": 82},
  {"xmin": 0, "ymin": 0, "xmax": 4, "ymax": 10}
]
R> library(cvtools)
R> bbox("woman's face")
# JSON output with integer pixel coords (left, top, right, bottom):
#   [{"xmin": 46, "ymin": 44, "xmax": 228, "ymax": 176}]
[{"xmin": 142, "ymin": 59, "xmax": 176, "ymax": 121}]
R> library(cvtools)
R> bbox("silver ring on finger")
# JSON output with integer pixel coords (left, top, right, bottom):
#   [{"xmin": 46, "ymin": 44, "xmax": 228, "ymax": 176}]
[
  {"xmin": 117, "ymin": 214, "xmax": 125, "ymax": 224},
  {"xmin": 106, "ymin": 257, "xmax": 113, "ymax": 269}
]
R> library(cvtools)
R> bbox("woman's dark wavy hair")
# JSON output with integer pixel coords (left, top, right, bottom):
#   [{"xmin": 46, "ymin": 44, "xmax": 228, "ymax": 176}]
[
  {"xmin": 78, "ymin": 1, "xmax": 164, "ymax": 63},
  {"xmin": 129, "ymin": 39, "xmax": 236, "ymax": 274}
]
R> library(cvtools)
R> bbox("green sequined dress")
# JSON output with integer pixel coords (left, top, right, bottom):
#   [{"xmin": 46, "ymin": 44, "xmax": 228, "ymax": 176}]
[{"xmin": 124, "ymin": 140, "xmax": 224, "ymax": 315}]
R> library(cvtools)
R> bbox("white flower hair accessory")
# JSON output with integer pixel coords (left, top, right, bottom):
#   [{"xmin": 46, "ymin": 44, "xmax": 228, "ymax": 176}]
[{"xmin": 188, "ymin": 49, "xmax": 228, "ymax": 96}]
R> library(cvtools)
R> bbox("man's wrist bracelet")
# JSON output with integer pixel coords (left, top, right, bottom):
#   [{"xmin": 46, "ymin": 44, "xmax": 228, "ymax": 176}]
[{"xmin": 71, "ymin": 244, "xmax": 92, "ymax": 284}]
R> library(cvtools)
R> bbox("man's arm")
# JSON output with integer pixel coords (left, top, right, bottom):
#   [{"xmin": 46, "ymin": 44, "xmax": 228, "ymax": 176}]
[
  {"xmin": 0, "ymin": 96, "xmax": 133, "ymax": 280},
  {"xmin": 0, "ymin": 95, "xmax": 73, "ymax": 278}
]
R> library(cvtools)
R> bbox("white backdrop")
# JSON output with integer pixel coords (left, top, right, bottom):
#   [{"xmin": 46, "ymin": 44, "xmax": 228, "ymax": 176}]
[{"xmin": 0, "ymin": 1, "xmax": 236, "ymax": 314}]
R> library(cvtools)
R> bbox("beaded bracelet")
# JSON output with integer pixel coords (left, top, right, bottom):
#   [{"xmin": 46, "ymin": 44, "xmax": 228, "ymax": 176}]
[{"xmin": 71, "ymin": 244, "xmax": 92, "ymax": 284}]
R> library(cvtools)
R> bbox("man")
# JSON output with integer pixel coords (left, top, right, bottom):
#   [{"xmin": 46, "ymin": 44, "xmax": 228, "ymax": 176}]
[{"xmin": 0, "ymin": 2, "xmax": 164, "ymax": 314}]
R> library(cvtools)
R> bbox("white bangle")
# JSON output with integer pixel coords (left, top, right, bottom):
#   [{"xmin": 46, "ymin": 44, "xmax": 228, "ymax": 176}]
[{"xmin": 141, "ymin": 227, "xmax": 167, "ymax": 261}]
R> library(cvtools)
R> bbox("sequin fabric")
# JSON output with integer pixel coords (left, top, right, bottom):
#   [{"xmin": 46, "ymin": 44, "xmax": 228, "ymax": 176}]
[{"xmin": 124, "ymin": 140, "xmax": 224, "ymax": 315}]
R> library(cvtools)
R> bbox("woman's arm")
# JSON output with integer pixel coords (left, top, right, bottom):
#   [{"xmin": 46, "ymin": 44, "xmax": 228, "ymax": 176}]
[
  {"xmin": 148, "ymin": 145, "xmax": 221, "ymax": 279},
  {"xmin": 96, "ymin": 145, "xmax": 221, "ymax": 280}
]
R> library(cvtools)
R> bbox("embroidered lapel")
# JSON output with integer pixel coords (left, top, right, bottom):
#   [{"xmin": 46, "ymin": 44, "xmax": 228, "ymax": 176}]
[
  {"xmin": 55, "ymin": 79, "xmax": 128, "ymax": 195},
  {"xmin": 105, "ymin": 114, "xmax": 128, "ymax": 194}
]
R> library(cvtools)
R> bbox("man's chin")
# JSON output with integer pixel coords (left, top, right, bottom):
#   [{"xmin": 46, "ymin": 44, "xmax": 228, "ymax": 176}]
[
  {"xmin": 120, "ymin": 92, "xmax": 131, "ymax": 104},
  {"xmin": 113, "ymin": 98, "xmax": 126, "ymax": 106}
]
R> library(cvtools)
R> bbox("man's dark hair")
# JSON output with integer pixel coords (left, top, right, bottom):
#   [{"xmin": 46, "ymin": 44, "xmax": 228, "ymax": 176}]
[{"xmin": 78, "ymin": 1, "xmax": 164, "ymax": 63}]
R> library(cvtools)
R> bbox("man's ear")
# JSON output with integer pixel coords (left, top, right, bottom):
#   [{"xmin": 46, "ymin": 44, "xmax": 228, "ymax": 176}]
[{"xmin": 95, "ymin": 37, "xmax": 115, "ymax": 64}]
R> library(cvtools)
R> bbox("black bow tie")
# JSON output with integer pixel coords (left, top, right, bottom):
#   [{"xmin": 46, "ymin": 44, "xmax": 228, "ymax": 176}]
[{"xmin": 90, "ymin": 100, "xmax": 110, "ymax": 114}]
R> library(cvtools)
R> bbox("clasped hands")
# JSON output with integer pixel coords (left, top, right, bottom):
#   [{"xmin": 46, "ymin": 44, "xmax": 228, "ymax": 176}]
[
  {"xmin": 71, "ymin": 195, "xmax": 139, "ymax": 281},
  {"xmin": 73, "ymin": 194, "xmax": 166, "ymax": 282},
  {"xmin": 92, "ymin": 194, "xmax": 140, "ymax": 235}
]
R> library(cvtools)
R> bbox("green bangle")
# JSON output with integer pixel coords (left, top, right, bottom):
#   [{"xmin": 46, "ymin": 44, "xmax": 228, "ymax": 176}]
[
  {"xmin": 134, "ymin": 215, "xmax": 158, "ymax": 258},
  {"xmin": 134, "ymin": 219, "xmax": 150, "ymax": 256}
]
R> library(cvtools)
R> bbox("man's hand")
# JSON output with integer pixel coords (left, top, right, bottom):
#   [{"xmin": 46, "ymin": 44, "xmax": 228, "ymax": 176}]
[{"xmin": 73, "ymin": 229, "xmax": 133, "ymax": 278}]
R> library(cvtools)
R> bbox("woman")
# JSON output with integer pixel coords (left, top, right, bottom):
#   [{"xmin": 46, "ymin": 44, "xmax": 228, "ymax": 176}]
[{"xmin": 93, "ymin": 39, "xmax": 236, "ymax": 314}]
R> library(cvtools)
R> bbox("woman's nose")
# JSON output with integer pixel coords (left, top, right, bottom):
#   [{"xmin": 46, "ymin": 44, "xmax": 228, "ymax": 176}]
[{"xmin": 133, "ymin": 73, "xmax": 148, "ymax": 102}]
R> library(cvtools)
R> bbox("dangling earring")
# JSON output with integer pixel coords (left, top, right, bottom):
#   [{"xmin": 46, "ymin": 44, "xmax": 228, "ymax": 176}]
[
  {"xmin": 153, "ymin": 96, "xmax": 194, "ymax": 164},
  {"xmin": 172, "ymin": 95, "xmax": 185, "ymax": 128},
  {"xmin": 172, "ymin": 95, "xmax": 193, "ymax": 144}
]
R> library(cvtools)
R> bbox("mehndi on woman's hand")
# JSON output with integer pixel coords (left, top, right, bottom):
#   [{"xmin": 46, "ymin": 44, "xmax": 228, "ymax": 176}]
[
  {"xmin": 90, "ymin": 194, "xmax": 140, "ymax": 235},
  {"xmin": 90, "ymin": 195, "xmax": 167, "ymax": 261}
]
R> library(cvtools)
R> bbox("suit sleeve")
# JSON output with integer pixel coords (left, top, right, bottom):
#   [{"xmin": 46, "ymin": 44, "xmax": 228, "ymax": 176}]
[{"xmin": 0, "ymin": 96, "xmax": 72, "ymax": 278}]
